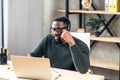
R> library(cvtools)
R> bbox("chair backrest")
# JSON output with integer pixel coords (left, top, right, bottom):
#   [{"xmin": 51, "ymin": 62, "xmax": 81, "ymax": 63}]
[{"xmin": 70, "ymin": 32, "xmax": 90, "ymax": 50}]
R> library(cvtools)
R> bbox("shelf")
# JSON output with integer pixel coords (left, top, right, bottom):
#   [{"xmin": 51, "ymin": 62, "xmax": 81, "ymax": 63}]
[
  {"xmin": 90, "ymin": 36, "xmax": 120, "ymax": 43},
  {"xmin": 90, "ymin": 58, "xmax": 119, "ymax": 71},
  {"xmin": 58, "ymin": 10, "xmax": 120, "ymax": 15}
]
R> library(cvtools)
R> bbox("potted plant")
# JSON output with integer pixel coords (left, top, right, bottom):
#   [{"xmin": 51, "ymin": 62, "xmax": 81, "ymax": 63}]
[{"xmin": 86, "ymin": 17, "xmax": 105, "ymax": 36}]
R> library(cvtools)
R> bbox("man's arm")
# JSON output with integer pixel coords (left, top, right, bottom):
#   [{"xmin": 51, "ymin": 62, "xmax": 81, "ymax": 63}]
[
  {"xmin": 28, "ymin": 35, "xmax": 49, "ymax": 57},
  {"xmin": 69, "ymin": 43, "xmax": 90, "ymax": 73},
  {"xmin": 61, "ymin": 30, "xmax": 90, "ymax": 73}
]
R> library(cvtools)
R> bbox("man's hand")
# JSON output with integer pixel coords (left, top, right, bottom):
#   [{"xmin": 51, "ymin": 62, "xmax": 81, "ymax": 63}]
[
  {"xmin": 61, "ymin": 30, "xmax": 76, "ymax": 46},
  {"xmin": 27, "ymin": 53, "xmax": 31, "ymax": 57}
]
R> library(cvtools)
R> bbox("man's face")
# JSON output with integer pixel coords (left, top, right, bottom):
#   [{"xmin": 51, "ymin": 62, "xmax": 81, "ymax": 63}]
[{"xmin": 51, "ymin": 21, "xmax": 67, "ymax": 43}]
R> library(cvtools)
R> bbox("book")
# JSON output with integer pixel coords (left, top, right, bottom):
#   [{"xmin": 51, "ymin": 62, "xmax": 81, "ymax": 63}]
[{"xmin": 108, "ymin": 0, "xmax": 120, "ymax": 12}]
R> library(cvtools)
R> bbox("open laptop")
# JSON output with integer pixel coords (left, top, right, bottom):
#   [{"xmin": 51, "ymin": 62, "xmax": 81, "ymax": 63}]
[{"xmin": 11, "ymin": 55, "xmax": 52, "ymax": 80}]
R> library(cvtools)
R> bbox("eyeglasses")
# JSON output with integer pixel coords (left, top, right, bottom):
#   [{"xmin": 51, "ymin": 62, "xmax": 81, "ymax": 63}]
[{"xmin": 50, "ymin": 26, "xmax": 67, "ymax": 32}]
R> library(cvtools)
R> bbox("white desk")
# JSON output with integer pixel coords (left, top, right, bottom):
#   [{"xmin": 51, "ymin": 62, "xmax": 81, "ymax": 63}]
[{"xmin": 0, "ymin": 61, "xmax": 104, "ymax": 80}]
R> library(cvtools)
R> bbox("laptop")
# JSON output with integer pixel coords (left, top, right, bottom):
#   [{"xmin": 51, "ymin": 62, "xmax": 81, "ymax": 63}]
[{"xmin": 11, "ymin": 55, "xmax": 52, "ymax": 80}]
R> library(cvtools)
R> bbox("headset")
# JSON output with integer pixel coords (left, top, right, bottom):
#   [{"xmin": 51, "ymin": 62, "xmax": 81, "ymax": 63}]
[
  {"xmin": 65, "ymin": 18, "xmax": 71, "ymax": 31},
  {"xmin": 67, "ymin": 23, "xmax": 71, "ymax": 31}
]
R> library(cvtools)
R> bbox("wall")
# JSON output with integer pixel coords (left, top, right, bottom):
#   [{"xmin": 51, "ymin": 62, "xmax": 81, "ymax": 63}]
[{"xmin": 8, "ymin": 0, "xmax": 43, "ymax": 57}]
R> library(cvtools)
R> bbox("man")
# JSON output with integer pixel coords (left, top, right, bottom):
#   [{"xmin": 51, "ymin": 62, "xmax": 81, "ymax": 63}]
[{"xmin": 28, "ymin": 17, "xmax": 90, "ymax": 74}]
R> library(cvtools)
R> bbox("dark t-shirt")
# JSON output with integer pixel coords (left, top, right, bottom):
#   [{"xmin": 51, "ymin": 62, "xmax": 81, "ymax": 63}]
[{"xmin": 30, "ymin": 34, "xmax": 90, "ymax": 73}]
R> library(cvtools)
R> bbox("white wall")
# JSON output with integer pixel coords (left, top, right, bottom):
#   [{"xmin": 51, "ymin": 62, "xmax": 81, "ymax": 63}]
[{"xmin": 8, "ymin": 0, "xmax": 43, "ymax": 57}]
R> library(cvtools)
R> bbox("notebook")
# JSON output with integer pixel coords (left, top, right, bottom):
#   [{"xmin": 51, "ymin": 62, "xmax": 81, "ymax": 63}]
[{"xmin": 11, "ymin": 55, "xmax": 52, "ymax": 80}]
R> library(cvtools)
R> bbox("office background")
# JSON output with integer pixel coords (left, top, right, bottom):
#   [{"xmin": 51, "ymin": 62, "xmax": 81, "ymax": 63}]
[{"xmin": 0, "ymin": 0, "xmax": 119, "ymax": 62}]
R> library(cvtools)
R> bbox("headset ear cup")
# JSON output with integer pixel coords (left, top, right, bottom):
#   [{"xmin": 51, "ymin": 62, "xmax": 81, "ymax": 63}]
[
  {"xmin": 67, "ymin": 24, "xmax": 71, "ymax": 31},
  {"xmin": 68, "ymin": 26, "xmax": 70, "ymax": 31}
]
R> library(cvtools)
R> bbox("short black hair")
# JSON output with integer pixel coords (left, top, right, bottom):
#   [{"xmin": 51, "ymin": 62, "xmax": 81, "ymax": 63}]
[
  {"xmin": 53, "ymin": 16, "xmax": 71, "ymax": 25},
  {"xmin": 53, "ymin": 16, "xmax": 71, "ymax": 31}
]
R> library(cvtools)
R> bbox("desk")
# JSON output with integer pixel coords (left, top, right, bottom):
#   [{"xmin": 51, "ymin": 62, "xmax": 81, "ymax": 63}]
[{"xmin": 0, "ymin": 61, "xmax": 104, "ymax": 80}]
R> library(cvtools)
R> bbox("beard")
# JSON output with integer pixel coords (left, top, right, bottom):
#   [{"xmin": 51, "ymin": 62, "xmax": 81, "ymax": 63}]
[{"xmin": 54, "ymin": 35, "xmax": 63, "ymax": 44}]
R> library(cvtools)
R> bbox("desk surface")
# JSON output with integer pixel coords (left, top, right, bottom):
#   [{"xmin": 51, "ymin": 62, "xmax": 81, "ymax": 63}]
[{"xmin": 0, "ymin": 61, "xmax": 104, "ymax": 80}]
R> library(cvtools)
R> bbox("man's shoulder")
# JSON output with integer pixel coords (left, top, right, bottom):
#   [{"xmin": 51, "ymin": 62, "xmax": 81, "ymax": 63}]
[
  {"xmin": 46, "ymin": 34, "xmax": 53, "ymax": 38},
  {"xmin": 40, "ymin": 34, "xmax": 53, "ymax": 44},
  {"xmin": 43, "ymin": 34, "xmax": 53, "ymax": 40}
]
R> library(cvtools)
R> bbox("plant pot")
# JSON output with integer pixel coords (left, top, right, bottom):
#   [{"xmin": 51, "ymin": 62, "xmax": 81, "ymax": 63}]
[{"xmin": 95, "ymin": 31, "xmax": 101, "ymax": 37}]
